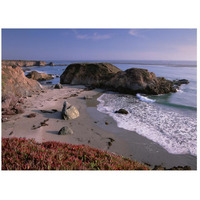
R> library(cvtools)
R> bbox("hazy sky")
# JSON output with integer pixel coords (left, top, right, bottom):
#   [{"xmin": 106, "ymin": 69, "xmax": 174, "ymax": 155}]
[{"xmin": 2, "ymin": 29, "xmax": 197, "ymax": 61}]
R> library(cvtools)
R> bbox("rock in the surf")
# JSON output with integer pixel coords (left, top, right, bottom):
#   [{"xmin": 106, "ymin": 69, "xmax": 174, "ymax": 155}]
[
  {"xmin": 173, "ymin": 79, "xmax": 189, "ymax": 86},
  {"xmin": 60, "ymin": 63, "xmax": 178, "ymax": 95},
  {"xmin": 106, "ymin": 68, "xmax": 176, "ymax": 95},
  {"xmin": 115, "ymin": 109, "xmax": 129, "ymax": 114}
]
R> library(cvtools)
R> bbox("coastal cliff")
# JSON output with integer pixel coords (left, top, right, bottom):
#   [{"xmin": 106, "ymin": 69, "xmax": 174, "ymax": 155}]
[
  {"xmin": 2, "ymin": 60, "xmax": 47, "ymax": 67},
  {"xmin": 2, "ymin": 65, "xmax": 42, "ymax": 118}
]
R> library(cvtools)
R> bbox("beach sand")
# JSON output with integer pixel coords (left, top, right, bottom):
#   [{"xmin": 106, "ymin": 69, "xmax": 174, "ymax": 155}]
[{"xmin": 2, "ymin": 85, "xmax": 197, "ymax": 169}]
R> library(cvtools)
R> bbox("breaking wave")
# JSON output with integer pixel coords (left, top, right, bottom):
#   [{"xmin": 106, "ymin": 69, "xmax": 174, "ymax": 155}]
[{"xmin": 97, "ymin": 93, "xmax": 197, "ymax": 156}]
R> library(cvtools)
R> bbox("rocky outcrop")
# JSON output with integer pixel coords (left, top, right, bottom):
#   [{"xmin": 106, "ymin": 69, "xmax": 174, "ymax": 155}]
[
  {"xmin": 48, "ymin": 62, "xmax": 54, "ymax": 66},
  {"xmin": 115, "ymin": 109, "xmax": 129, "ymax": 114},
  {"xmin": 54, "ymin": 83, "xmax": 63, "ymax": 89},
  {"xmin": 61, "ymin": 101, "xmax": 79, "ymax": 120},
  {"xmin": 60, "ymin": 63, "xmax": 179, "ymax": 95},
  {"xmin": 2, "ymin": 96, "xmax": 25, "ymax": 117},
  {"xmin": 60, "ymin": 63, "xmax": 121, "ymax": 86},
  {"xmin": 2, "ymin": 60, "xmax": 47, "ymax": 67},
  {"xmin": 2, "ymin": 66, "xmax": 42, "ymax": 120},
  {"xmin": 2, "ymin": 66, "xmax": 42, "ymax": 98},
  {"xmin": 58, "ymin": 126, "xmax": 73, "ymax": 135},
  {"xmin": 106, "ymin": 68, "xmax": 177, "ymax": 95},
  {"xmin": 26, "ymin": 71, "xmax": 54, "ymax": 81},
  {"xmin": 173, "ymin": 79, "xmax": 189, "ymax": 86}
]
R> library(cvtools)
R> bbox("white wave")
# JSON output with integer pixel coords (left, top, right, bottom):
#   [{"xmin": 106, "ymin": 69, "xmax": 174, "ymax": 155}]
[
  {"xmin": 176, "ymin": 89, "xmax": 184, "ymax": 93},
  {"xmin": 97, "ymin": 93, "xmax": 197, "ymax": 156},
  {"xmin": 136, "ymin": 93, "xmax": 156, "ymax": 103}
]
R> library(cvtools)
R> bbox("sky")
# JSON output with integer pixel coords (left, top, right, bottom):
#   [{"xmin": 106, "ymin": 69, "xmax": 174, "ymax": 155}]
[{"xmin": 2, "ymin": 29, "xmax": 197, "ymax": 61}]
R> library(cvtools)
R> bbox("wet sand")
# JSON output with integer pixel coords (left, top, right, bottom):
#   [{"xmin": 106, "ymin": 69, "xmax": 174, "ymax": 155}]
[
  {"xmin": 2, "ymin": 85, "xmax": 197, "ymax": 169},
  {"xmin": 86, "ymin": 93, "xmax": 197, "ymax": 169}
]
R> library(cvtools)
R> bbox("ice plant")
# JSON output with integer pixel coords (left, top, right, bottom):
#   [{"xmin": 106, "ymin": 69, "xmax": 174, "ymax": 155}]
[{"xmin": 2, "ymin": 137, "xmax": 149, "ymax": 170}]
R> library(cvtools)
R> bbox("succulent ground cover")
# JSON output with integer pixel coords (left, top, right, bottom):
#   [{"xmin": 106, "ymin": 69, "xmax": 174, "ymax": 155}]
[{"xmin": 2, "ymin": 137, "xmax": 149, "ymax": 170}]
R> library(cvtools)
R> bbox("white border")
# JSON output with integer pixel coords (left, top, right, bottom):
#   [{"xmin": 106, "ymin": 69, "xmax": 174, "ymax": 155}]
[{"xmin": 0, "ymin": 1, "xmax": 199, "ymax": 200}]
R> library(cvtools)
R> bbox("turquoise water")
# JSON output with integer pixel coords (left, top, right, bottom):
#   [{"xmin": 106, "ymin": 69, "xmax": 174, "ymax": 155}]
[
  {"xmin": 42, "ymin": 60, "xmax": 197, "ymax": 109},
  {"xmin": 96, "ymin": 60, "xmax": 197, "ymax": 156}
]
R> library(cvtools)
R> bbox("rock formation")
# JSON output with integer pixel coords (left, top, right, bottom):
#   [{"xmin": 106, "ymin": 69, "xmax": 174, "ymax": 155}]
[
  {"xmin": 106, "ymin": 68, "xmax": 177, "ymax": 95},
  {"xmin": 173, "ymin": 79, "xmax": 190, "ymax": 86},
  {"xmin": 60, "ymin": 63, "xmax": 181, "ymax": 95},
  {"xmin": 61, "ymin": 101, "xmax": 79, "ymax": 120},
  {"xmin": 48, "ymin": 62, "xmax": 54, "ymax": 66},
  {"xmin": 54, "ymin": 83, "xmax": 63, "ymax": 89},
  {"xmin": 2, "ymin": 60, "xmax": 47, "ymax": 67},
  {"xmin": 26, "ymin": 71, "xmax": 54, "ymax": 81},
  {"xmin": 2, "ymin": 66, "xmax": 42, "ymax": 98},
  {"xmin": 2, "ymin": 65, "xmax": 42, "ymax": 119},
  {"xmin": 58, "ymin": 126, "xmax": 73, "ymax": 135},
  {"xmin": 115, "ymin": 109, "xmax": 129, "ymax": 114},
  {"xmin": 60, "ymin": 63, "xmax": 121, "ymax": 86}
]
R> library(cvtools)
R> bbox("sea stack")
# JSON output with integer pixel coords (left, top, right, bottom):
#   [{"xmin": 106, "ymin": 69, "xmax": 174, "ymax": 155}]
[{"xmin": 60, "ymin": 63, "xmax": 177, "ymax": 95}]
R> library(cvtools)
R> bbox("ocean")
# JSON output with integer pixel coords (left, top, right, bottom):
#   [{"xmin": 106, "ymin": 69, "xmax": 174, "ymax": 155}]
[{"xmin": 22, "ymin": 60, "xmax": 197, "ymax": 156}]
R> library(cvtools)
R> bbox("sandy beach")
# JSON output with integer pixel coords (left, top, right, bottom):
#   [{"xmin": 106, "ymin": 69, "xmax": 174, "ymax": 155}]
[{"xmin": 2, "ymin": 84, "xmax": 197, "ymax": 169}]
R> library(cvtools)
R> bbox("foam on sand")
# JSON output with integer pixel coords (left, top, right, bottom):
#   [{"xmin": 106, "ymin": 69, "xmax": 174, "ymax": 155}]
[{"xmin": 97, "ymin": 93, "xmax": 197, "ymax": 156}]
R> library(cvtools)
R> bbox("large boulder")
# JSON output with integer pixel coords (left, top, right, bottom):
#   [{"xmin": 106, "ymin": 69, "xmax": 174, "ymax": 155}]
[
  {"xmin": 61, "ymin": 101, "xmax": 79, "ymax": 120},
  {"xmin": 106, "ymin": 68, "xmax": 176, "ymax": 95},
  {"xmin": 26, "ymin": 71, "xmax": 54, "ymax": 81},
  {"xmin": 2, "ymin": 66, "xmax": 42, "ymax": 98},
  {"xmin": 58, "ymin": 126, "xmax": 73, "ymax": 135},
  {"xmin": 60, "ymin": 63, "xmax": 121, "ymax": 86}
]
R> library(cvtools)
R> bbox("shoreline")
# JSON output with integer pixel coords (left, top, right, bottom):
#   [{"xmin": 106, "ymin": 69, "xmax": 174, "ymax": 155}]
[
  {"xmin": 2, "ymin": 84, "xmax": 197, "ymax": 169},
  {"xmin": 2, "ymin": 85, "xmax": 130, "ymax": 160},
  {"xmin": 86, "ymin": 93, "xmax": 197, "ymax": 169}
]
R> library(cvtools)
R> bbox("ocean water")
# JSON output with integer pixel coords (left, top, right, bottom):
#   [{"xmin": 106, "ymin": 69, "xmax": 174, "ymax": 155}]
[
  {"xmin": 96, "ymin": 60, "xmax": 197, "ymax": 156},
  {"xmin": 22, "ymin": 60, "xmax": 197, "ymax": 156}
]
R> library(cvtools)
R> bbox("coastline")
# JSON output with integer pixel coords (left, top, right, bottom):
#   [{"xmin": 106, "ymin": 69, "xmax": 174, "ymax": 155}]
[
  {"xmin": 2, "ymin": 84, "xmax": 197, "ymax": 169},
  {"xmin": 2, "ymin": 85, "xmax": 130, "ymax": 160},
  {"xmin": 86, "ymin": 94, "xmax": 197, "ymax": 169}
]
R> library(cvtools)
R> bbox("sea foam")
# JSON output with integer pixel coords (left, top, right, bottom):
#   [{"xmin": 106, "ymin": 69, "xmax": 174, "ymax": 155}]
[{"xmin": 97, "ymin": 93, "xmax": 197, "ymax": 156}]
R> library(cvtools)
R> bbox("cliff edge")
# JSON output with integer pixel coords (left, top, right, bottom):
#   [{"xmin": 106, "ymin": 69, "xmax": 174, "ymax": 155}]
[{"xmin": 2, "ymin": 60, "xmax": 47, "ymax": 67}]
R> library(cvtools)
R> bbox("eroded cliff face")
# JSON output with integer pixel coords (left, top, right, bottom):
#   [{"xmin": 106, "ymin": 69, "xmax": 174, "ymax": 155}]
[
  {"xmin": 2, "ymin": 65, "xmax": 42, "ymax": 119},
  {"xmin": 2, "ymin": 60, "xmax": 47, "ymax": 67},
  {"xmin": 2, "ymin": 65, "xmax": 42, "ymax": 97}
]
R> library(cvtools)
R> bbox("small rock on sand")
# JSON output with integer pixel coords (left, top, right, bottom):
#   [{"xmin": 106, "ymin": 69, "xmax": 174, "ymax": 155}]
[
  {"xmin": 27, "ymin": 113, "xmax": 36, "ymax": 118},
  {"xmin": 54, "ymin": 83, "xmax": 63, "ymax": 89},
  {"xmin": 58, "ymin": 126, "xmax": 73, "ymax": 135}
]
